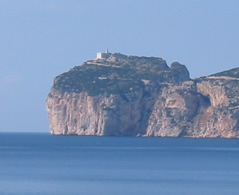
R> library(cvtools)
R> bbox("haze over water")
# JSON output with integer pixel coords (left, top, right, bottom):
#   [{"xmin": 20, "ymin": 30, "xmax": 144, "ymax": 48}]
[{"xmin": 1, "ymin": 133, "xmax": 239, "ymax": 195}]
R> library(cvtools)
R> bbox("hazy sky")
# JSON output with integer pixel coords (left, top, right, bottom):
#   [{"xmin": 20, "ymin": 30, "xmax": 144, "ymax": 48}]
[{"xmin": 1, "ymin": 0, "xmax": 239, "ymax": 132}]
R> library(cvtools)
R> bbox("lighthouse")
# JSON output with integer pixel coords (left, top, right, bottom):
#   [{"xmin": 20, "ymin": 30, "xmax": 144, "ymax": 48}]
[{"xmin": 97, "ymin": 49, "xmax": 110, "ymax": 59}]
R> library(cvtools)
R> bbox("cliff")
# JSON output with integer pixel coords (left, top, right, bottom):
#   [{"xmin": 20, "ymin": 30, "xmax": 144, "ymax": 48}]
[{"xmin": 46, "ymin": 53, "xmax": 239, "ymax": 138}]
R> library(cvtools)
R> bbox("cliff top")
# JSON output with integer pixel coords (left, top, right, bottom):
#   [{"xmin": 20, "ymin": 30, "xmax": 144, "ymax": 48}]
[
  {"xmin": 52, "ymin": 53, "xmax": 190, "ymax": 96},
  {"xmin": 210, "ymin": 67, "xmax": 239, "ymax": 78}
]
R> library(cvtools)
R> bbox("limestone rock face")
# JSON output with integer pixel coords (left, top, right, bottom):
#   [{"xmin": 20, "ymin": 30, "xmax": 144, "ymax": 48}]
[
  {"xmin": 146, "ymin": 79, "xmax": 239, "ymax": 138},
  {"xmin": 46, "ymin": 53, "xmax": 239, "ymax": 138},
  {"xmin": 47, "ymin": 88, "xmax": 146, "ymax": 136}
]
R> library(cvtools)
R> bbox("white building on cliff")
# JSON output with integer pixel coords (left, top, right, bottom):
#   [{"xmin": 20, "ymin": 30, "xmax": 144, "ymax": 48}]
[{"xmin": 97, "ymin": 49, "xmax": 111, "ymax": 59}]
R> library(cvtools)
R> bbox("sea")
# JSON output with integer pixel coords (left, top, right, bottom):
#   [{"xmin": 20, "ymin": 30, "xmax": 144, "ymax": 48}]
[{"xmin": 0, "ymin": 133, "xmax": 239, "ymax": 195}]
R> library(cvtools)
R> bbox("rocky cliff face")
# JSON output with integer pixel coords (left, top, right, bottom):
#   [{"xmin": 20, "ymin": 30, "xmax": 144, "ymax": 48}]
[
  {"xmin": 46, "ymin": 53, "xmax": 239, "ymax": 138},
  {"xmin": 146, "ymin": 78, "xmax": 239, "ymax": 138}
]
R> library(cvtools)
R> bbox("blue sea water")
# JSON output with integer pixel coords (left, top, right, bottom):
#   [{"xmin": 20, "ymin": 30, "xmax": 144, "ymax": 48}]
[{"xmin": 0, "ymin": 133, "xmax": 239, "ymax": 195}]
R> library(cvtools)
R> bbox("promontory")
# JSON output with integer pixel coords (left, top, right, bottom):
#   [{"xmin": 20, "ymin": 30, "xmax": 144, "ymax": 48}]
[{"xmin": 46, "ymin": 51, "xmax": 239, "ymax": 138}]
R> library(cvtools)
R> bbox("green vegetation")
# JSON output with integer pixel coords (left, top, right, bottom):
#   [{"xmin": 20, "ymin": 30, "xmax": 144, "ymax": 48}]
[
  {"xmin": 211, "ymin": 67, "xmax": 239, "ymax": 78},
  {"xmin": 53, "ymin": 54, "xmax": 190, "ymax": 96}
]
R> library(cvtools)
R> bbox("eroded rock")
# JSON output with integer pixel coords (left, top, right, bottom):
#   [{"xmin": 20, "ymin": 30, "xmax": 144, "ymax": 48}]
[{"xmin": 46, "ymin": 53, "xmax": 239, "ymax": 138}]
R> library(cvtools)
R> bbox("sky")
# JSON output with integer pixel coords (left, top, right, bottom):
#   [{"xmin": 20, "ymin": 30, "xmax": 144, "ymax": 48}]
[{"xmin": 0, "ymin": 0, "xmax": 239, "ymax": 132}]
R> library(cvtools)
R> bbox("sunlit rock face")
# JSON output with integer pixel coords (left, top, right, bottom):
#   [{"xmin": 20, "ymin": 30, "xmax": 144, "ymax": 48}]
[
  {"xmin": 46, "ymin": 53, "xmax": 239, "ymax": 138},
  {"xmin": 146, "ymin": 79, "xmax": 239, "ymax": 138}
]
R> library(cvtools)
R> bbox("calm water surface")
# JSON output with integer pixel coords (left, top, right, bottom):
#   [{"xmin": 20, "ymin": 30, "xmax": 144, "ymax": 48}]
[{"xmin": 0, "ymin": 133, "xmax": 239, "ymax": 195}]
